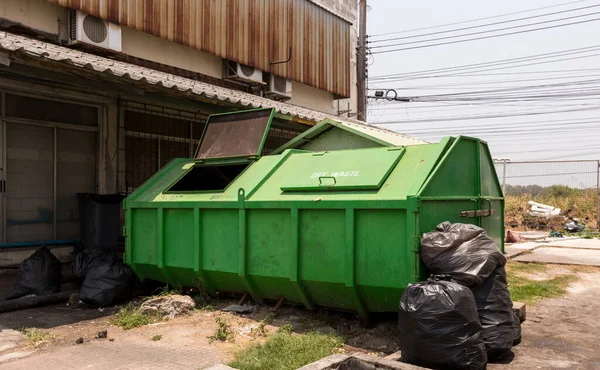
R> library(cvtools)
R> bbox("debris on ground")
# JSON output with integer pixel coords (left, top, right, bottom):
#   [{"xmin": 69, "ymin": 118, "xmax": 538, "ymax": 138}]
[
  {"xmin": 5, "ymin": 247, "xmax": 62, "ymax": 300},
  {"xmin": 222, "ymin": 304, "xmax": 255, "ymax": 314},
  {"xmin": 564, "ymin": 217, "xmax": 586, "ymax": 233},
  {"xmin": 75, "ymin": 338, "xmax": 84, "ymax": 344},
  {"xmin": 96, "ymin": 330, "xmax": 107, "ymax": 339},
  {"xmin": 140, "ymin": 295, "xmax": 196, "ymax": 319},
  {"xmin": 347, "ymin": 334, "xmax": 395, "ymax": 353},
  {"xmin": 506, "ymin": 230, "xmax": 524, "ymax": 243},
  {"xmin": 528, "ymin": 201, "xmax": 561, "ymax": 217}
]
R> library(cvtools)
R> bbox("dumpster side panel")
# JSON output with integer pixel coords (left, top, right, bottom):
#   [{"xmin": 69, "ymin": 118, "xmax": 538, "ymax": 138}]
[
  {"xmin": 298, "ymin": 209, "xmax": 355, "ymax": 310},
  {"xmin": 355, "ymin": 209, "xmax": 410, "ymax": 312},
  {"xmin": 131, "ymin": 209, "xmax": 158, "ymax": 266},
  {"xmin": 479, "ymin": 142, "xmax": 505, "ymax": 252},
  {"xmin": 201, "ymin": 209, "xmax": 244, "ymax": 292},
  {"xmin": 420, "ymin": 138, "xmax": 478, "ymax": 198},
  {"xmin": 246, "ymin": 209, "xmax": 303, "ymax": 302}
]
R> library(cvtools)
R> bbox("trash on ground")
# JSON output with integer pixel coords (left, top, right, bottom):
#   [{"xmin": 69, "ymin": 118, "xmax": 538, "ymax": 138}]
[
  {"xmin": 222, "ymin": 304, "xmax": 255, "ymax": 314},
  {"xmin": 96, "ymin": 330, "xmax": 108, "ymax": 339},
  {"xmin": 75, "ymin": 338, "xmax": 84, "ymax": 344},
  {"xmin": 550, "ymin": 229, "xmax": 563, "ymax": 238},
  {"xmin": 472, "ymin": 267, "xmax": 515, "ymax": 359},
  {"xmin": 77, "ymin": 250, "xmax": 135, "ymax": 307},
  {"xmin": 5, "ymin": 247, "xmax": 62, "ymax": 300},
  {"xmin": 140, "ymin": 295, "xmax": 196, "ymax": 319},
  {"xmin": 505, "ymin": 230, "xmax": 524, "ymax": 243},
  {"xmin": 528, "ymin": 201, "xmax": 561, "ymax": 217},
  {"xmin": 420, "ymin": 222, "xmax": 506, "ymax": 287},
  {"xmin": 398, "ymin": 274, "xmax": 487, "ymax": 370},
  {"xmin": 564, "ymin": 217, "xmax": 586, "ymax": 233}
]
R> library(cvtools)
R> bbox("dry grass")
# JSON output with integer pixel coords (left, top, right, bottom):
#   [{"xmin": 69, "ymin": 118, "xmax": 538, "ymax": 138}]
[{"xmin": 505, "ymin": 193, "xmax": 596, "ymax": 230}]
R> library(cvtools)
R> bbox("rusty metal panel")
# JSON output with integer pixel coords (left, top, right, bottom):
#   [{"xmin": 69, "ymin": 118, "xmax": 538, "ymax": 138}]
[{"xmin": 45, "ymin": 0, "xmax": 351, "ymax": 97}]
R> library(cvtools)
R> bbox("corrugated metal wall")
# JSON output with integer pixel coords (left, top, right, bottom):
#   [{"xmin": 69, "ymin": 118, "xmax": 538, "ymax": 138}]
[{"xmin": 46, "ymin": 0, "xmax": 351, "ymax": 97}]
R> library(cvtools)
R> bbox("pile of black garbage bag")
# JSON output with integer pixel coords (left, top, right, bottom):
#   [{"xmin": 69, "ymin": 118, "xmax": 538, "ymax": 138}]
[
  {"xmin": 398, "ymin": 222, "xmax": 521, "ymax": 370},
  {"xmin": 5, "ymin": 247, "xmax": 62, "ymax": 300},
  {"xmin": 72, "ymin": 248, "xmax": 135, "ymax": 307}
]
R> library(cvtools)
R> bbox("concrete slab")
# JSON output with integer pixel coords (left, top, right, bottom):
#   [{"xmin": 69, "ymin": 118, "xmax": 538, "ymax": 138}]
[
  {"xmin": 0, "ymin": 351, "xmax": 34, "ymax": 364},
  {"xmin": 513, "ymin": 247, "xmax": 600, "ymax": 266},
  {"xmin": 513, "ymin": 302, "xmax": 527, "ymax": 322},
  {"xmin": 546, "ymin": 238, "xmax": 600, "ymax": 250},
  {"xmin": 504, "ymin": 242, "xmax": 543, "ymax": 258}
]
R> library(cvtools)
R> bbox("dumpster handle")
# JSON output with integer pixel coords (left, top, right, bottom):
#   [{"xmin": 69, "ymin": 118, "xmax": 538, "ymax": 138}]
[{"xmin": 318, "ymin": 176, "xmax": 336, "ymax": 186}]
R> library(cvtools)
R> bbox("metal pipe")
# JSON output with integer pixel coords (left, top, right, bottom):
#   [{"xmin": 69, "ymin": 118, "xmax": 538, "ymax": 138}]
[
  {"xmin": 0, "ymin": 290, "xmax": 76, "ymax": 313},
  {"xmin": 357, "ymin": 0, "xmax": 367, "ymax": 121},
  {"xmin": 596, "ymin": 161, "xmax": 600, "ymax": 229},
  {"xmin": 0, "ymin": 239, "xmax": 77, "ymax": 249},
  {"xmin": 53, "ymin": 127, "xmax": 57, "ymax": 240}
]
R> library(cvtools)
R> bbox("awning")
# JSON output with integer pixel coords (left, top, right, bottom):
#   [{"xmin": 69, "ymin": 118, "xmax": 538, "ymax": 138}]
[{"xmin": 0, "ymin": 31, "xmax": 422, "ymax": 145}]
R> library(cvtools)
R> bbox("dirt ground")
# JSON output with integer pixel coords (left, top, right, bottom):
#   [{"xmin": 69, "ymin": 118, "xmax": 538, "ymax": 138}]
[{"xmin": 1, "ymin": 266, "xmax": 600, "ymax": 369}]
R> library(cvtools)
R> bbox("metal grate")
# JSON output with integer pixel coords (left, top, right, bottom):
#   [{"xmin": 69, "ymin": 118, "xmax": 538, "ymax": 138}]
[{"xmin": 123, "ymin": 103, "xmax": 206, "ymax": 191}]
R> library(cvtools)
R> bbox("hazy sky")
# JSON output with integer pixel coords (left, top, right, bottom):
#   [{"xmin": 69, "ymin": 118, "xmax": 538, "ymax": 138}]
[{"xmin": 366, "ymin": 0, "xmax": 600, "ymax": 162}]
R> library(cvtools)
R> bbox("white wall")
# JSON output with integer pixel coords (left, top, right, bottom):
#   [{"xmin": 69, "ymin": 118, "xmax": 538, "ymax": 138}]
[
  {"xmin": 0, "ymin": 0, "xmax": 68, "ymax": 37},
  {"xmin": 121, "ymin": 27, "xmax": 223, "ymax": 79}
]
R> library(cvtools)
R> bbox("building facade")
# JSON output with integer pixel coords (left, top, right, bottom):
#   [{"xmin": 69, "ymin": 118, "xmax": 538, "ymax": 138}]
[{"xmin": 0, "ymin": 0, "xmax": 359, "ymax": 247}]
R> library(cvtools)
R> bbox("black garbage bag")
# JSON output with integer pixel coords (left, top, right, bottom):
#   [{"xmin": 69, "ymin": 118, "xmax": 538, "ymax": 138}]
[
  {"xmin": 421, "ymin": 222, "xmax": 507, "ymax": 287},
  {"xmin": 5, "ymin": 247, "xmax": 62, "ymax": 300},
  {"xmin": 79, "ymin": 252, "xmax": 134, "ymax": 307},
  {"xmin": 512, "ymin": 311, "xmax": 522, "ymax": 346},
  {"xmin": 72, "ymin": 248, "xmax": 105, "ymax": 280},
  {"xmin": 398, "ymin": 275, "xmax": 487, "ymax": 370},
  {"xmin": 472, "ymin": 267, "xmax": 514, "ymax": 360}
]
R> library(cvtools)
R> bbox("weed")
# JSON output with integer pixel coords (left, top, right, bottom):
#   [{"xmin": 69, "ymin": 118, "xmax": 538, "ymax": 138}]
[
  {"xmin": 151, "ymin": 335, "xmax": 162, "ymax": 341},
  {"xmin": 229, "ymin": 331, "xmax": 343, "ymax": 370},
  {"xmin": 250, "ymin": 320, "xmax": 269, "ymax": 337},
  {"xmin": 109, "ymin": 304, "xmax": 153, "ymax": 330},
  {"xmin": 189, "ymin": 278, "xmax": 211, "ymax": 308},
  {"xmin": 20, "ymin": 328, "xmax": 53, "ymax": 346},
  {"xmin": 277, "ymin": 323, "xmax": 293, "ymax": 334},
  {"xmin": 209, "ymin": 318, "xmax": 234, "ymax": 343}
]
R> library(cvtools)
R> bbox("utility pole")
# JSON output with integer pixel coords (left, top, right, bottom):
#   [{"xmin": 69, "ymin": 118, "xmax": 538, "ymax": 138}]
[{"xmin": 357, "ymin": 0, "xmax": 367, "ymax": 122}]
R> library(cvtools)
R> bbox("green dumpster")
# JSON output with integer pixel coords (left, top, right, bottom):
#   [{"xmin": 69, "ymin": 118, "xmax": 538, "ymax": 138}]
[{"xmin": 123, "ymin": 108, "xmax": 504, "ymax": 317}]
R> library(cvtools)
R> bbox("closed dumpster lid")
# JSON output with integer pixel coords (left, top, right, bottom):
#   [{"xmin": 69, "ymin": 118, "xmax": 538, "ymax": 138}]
[
  {"xmin": 280, "ymin": 147, "xmax": 405, "ymax": 191},
  {"xmin": 195, "ymin": 108, "xmax": 275, "ymax": 160}
]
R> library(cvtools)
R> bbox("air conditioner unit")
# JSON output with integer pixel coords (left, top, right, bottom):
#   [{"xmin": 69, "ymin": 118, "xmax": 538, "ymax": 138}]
[
  {"xmin": 266, "ymin": 74, "xmax": 292, "ymax": 101},
  {"xmin": 68, "ymin": 10, "xmax": 122, "ymax": 52},
  {"xmin": 224, "ymin": 61, "xmax": 264, "ymax": 85}
]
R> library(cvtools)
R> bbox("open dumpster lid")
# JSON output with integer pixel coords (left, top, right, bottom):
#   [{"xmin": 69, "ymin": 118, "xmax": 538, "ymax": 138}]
[
  {"xmin": 195, "ymin": 108, "xmax": 275, "ymax": 160},
  {"xmin": 280, "ymin": 147, "xmax": 405, "ymax": 191}
]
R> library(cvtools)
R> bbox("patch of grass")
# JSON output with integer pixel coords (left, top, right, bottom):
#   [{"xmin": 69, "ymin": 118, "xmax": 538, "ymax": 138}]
[
  {"xmin": 208, "ymin": 318, "xmax": 234, "ymax": 343},
  {"xmin": 506, "ymin": 261, "xmax": 579, "ymax": 304},
  {"xmin": 505, "ymin": 261, "xmax": 547, "ymax": 274},
  {"xmin": 109, "ymin": 304, "xmax": 153, "ymax": 330},
  {"xmin": 20, "ymin": 328, "xmax": 53, "ymax": 345},
  {"xmin": 151, "ymin": 335, "xmax": 162, "ymax": 341},
  {"xmin": 229, "ymin": 331, "xmax": 343, "ymax": 370}
]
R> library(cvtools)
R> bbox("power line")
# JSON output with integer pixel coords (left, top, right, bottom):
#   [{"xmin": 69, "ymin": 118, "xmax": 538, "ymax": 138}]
[
  {"xmin": 369, "ymin": 5, "xmax": 600, "ymax": 46},
  {"xmin": 369, "ymin": 73, "xmax": 600, "ymax": 90},
  {"xmin": 373, "ymin": 105, "xmax": 600, "ymax": 124},
  {"xmin": 369, "ymin": 0, "xmax": 588, "ymax": 37},
  {"xmin": 370, "ymin": 16, "xmax": 600, "ymax": 55},
  {"xmin": 370, "ymin": 44, "xmax": 600, "ymax": 80}
]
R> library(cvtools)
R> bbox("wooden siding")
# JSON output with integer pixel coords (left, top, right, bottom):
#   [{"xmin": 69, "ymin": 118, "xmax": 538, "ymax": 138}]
[{"xmin": 46, "ymin": 0, "xmax": 351, "ymax": 97}]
